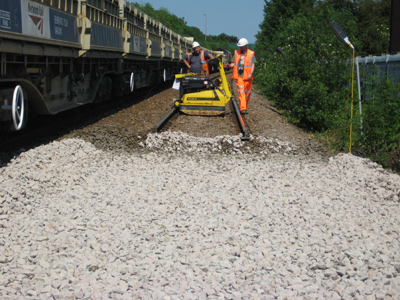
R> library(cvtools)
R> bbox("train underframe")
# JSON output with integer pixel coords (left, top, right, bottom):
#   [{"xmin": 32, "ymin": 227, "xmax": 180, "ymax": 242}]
[{"xmin": 0, "ymin": 47, "xmax": 182, "ymax": 132}]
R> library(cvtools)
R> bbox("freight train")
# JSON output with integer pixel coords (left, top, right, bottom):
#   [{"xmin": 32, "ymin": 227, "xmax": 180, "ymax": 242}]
[{"xmin": 0, "ymin": 0, "xmax": 214, "ymax": 132}]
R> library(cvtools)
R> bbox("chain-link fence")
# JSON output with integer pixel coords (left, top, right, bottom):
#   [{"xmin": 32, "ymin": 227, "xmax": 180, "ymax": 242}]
[{"xmin": 355, "ymin": 54, "xmax": 400, "ymax": 167}]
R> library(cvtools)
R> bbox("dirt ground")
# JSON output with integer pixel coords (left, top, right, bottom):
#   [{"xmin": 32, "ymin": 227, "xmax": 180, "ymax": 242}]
[{"xmin": 62, "ymin": 73, "xmax": 332, "ymax": 156}]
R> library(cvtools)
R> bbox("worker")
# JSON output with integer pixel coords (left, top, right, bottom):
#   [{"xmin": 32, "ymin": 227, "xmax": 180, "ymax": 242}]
[
  {"xmin": 225, "ymin": 38, "xmax": 256, "ymax": 114},
  {"xmin": 183, "ymin": 42, "xmax": 215, "ymax": 76}
]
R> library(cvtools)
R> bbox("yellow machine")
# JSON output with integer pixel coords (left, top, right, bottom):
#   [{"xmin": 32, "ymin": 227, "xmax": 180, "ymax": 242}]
[
  {"xmin": 155, "ymin": 54, "xmax": 249, "ymax": 140},
  {"xmin": 174, "ymin": 55, "xmax": 232, "ymax": 116}
]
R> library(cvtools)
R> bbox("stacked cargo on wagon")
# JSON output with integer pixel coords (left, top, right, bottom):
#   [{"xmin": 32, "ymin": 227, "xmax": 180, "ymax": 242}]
[{"xmin": 0, "ymin": 0, "xmax": 191, "ymax": 133}]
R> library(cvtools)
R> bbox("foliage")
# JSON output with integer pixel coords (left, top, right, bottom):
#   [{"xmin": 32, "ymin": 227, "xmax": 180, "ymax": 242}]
[
  {"xmin": 256, "ymin": 5, "xmax": 355, "ymax": 132},
  {"xmin": 256, "ymin": 0, "xmax": 314, "ymax": 52},
  {"xmin": 356, "ymin": 0, "xmax": 391, "ymax": 55},
  {"xmin": 255, "ymin": 0, "xmax": 397, "ymax": 170}
]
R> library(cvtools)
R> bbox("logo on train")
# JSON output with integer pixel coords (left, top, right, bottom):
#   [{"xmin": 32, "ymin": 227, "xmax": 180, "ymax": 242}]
[
  {"xmin": 28, "ymin": 2, "xmax": 44, "ymax": 34},
  {"xmin": 0, "ymin": 10, "xmax": 11, "ymax": 29}
]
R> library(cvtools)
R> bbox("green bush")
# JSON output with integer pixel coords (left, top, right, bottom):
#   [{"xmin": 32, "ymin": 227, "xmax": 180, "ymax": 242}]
[{"xmin": 256, "ymin": 9, "xmax": 354, "ymax": 132}]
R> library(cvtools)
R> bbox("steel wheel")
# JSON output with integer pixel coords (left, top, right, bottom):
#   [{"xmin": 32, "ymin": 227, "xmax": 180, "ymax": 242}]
[
  {"xmin": 12, "ymin": 85, "xmax": 25, "ymax": 131},
  {"xmin": 130, "ymin": 72, "xmax": 135, "ymax": 92}
]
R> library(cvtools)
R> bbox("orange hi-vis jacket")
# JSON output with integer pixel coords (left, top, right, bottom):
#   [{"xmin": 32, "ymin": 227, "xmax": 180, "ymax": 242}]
[
  {"xmin": 187, "ymin": 50, "xmax": 209, "ymax": 75},
  {"xmin": 232, "ymin": 49, "xmax": 255, "ymax": 80}
]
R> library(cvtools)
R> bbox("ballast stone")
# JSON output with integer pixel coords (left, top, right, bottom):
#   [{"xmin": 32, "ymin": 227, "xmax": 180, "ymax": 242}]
[
  {"xmin": 144, "ymin": 131, "xmax": 298, "ymax": 155},
  {"xmin": 0, "ymin": 138, "xmax": 399, "ymax": 299}
]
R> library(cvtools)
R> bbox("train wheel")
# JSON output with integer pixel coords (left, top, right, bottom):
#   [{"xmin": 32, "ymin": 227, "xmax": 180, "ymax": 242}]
[
  {"xmin": 12, "ymin": 85, "xmax": 26, "ymax": 131},
  {"xmin": 130, "ymin": 72, "xmax": 135, "ymax": 92}
]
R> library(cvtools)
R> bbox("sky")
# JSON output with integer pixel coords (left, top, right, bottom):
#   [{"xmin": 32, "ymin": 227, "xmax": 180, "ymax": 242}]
[{"xmin": 135, "ymin": 0, "xmax": 266, "ymax": 44}]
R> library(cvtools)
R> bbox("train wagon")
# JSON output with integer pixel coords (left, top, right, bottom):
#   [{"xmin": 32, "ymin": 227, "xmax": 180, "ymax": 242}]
[{"xmin": 0, "ymin": 0, "xmax": 191, "ymax": 132}]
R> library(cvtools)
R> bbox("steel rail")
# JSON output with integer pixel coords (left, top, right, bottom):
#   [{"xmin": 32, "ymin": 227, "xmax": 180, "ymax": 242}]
[
  {"xmin": 230, "ymin": 96, "xmax": 250, "ymax": 141},
  {"xmin": 154, "ymin": 105, "xmax": 179, "ymax": 133}
]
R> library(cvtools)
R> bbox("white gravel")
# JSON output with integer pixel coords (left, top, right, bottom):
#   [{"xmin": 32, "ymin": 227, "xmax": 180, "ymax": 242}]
[
  {"xmin": 143, "ymin": 131, "xmax": 298, "ymax": 155},
  {"xmin": 1, "ymin": 134, "xmax": 400, "ymax": 300}
]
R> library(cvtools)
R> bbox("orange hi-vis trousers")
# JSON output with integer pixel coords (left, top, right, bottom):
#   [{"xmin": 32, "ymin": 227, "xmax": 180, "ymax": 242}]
[{"xmin": 236, "ymin": 77, "xmax": 253, "ymax": 111}]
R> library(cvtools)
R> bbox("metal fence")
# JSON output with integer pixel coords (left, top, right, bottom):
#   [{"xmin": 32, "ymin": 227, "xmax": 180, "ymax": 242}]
[
  {"xmin": 355, "ymin": 54, "xmax": 400, "ymax": 150},
  {"xmin": 356, "ymin": 54, "xmax": 400, "ymax": 102}
]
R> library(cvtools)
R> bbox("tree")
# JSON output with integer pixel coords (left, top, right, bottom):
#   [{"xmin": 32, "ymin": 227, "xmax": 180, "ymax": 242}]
[
  {"xmin": 356, "ymin": 0, "xmax": 391, "ymax": 55},
  {"xmin": 256, "ymin": 0, "xmax": 315, "ymax": 53},
  {"xmin": 256, "ymin": 2, "xmax": 358, "ymax": 131}
]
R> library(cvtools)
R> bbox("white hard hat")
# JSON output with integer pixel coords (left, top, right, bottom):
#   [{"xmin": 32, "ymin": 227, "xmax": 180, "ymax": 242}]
[
  {"xmin": 192, "ymin": 42, "xmax": 201, "ymax": 48},
  {"xmin": 237, "ymin": 38, "xmax": 249, "ymax": 47}
]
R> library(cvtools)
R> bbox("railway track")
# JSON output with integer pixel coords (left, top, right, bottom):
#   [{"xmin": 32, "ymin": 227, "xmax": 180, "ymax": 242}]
[
  {"xmin": 154, "ymin": 68, "xmax": 250, "ymax": 140},
  {"xmin": 155, "ymin": 96, "xmax": 250, "ymax": 141}
]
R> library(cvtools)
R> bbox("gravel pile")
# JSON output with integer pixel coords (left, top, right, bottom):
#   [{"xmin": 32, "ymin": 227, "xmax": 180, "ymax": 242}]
[
  {"xmin": 1, "ymin": 135, "xmax": 400, "ymax": 299},
  {"xmin": 143, "ymin": 131, "xmax": 298, "ymax": 155}
]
